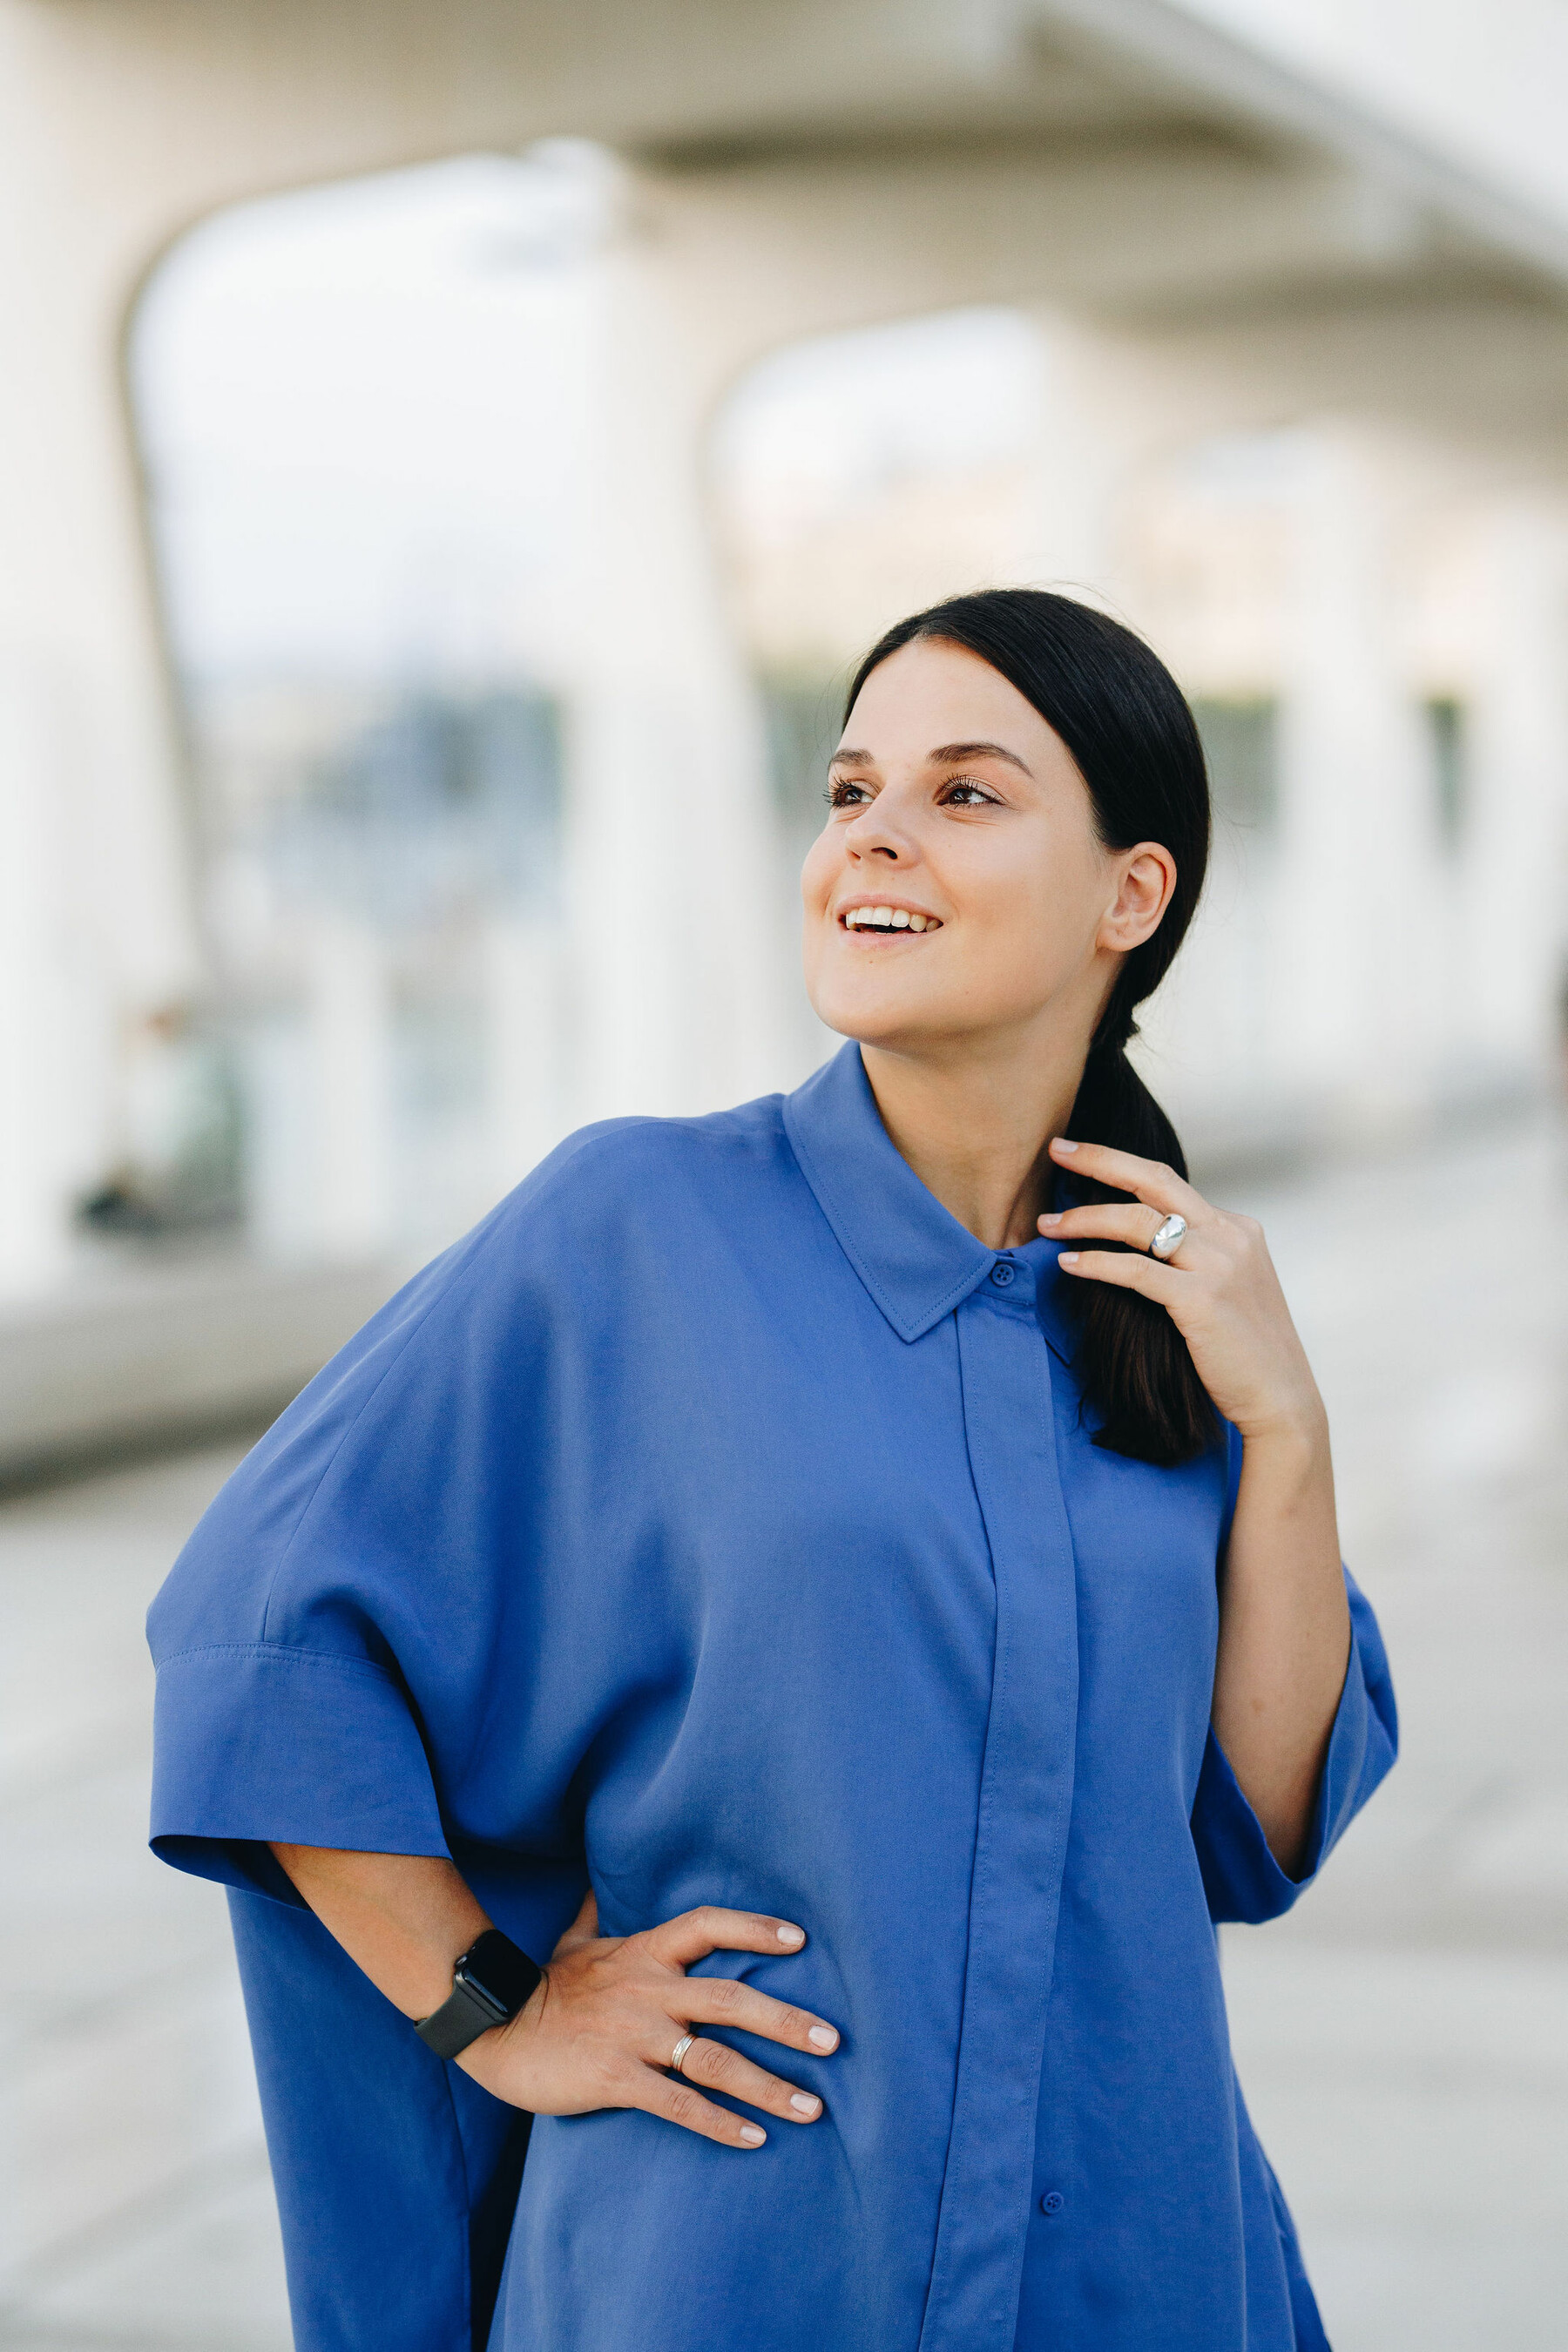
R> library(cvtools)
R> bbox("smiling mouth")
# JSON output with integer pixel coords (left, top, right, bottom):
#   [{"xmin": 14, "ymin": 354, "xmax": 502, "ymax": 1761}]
[{"xmin": 840, "ymin": 907, "xmax": 942, "ymax": 935}]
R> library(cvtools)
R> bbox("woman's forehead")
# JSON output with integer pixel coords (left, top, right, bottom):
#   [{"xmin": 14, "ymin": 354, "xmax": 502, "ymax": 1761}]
[{"xmin": 838, "ymin": 640, "xmax": 1070, "ymax": 780}]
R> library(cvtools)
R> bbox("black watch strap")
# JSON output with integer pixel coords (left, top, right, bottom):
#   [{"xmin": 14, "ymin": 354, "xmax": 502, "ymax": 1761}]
[{"xmin": 416, "ymin": 1928, "xmax": 543, "ymax": 2060}]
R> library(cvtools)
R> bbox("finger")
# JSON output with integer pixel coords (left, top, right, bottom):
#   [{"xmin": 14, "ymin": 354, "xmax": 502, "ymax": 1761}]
[
  {"xmin": 1058, "ymin": 1248, "xmax": 1183, "ymax": 1303},
  {"xmin": 1040, "ymin": 1202, "xmax": 1193, "ymax": 1256},
  {"xmin": 633, "ymin": 2065, "xmax": 771, "ymax": 2149},
  {"xmin": 673, "ymin": 2034, "xmax": 824, "ymax": 2125},
  {"xmin": 1049, "ymin": 1138, "xmax": 1205, "ymax": 1217},
  {"xmin": 642, "ymin": 1906, "xmax": 807, "ymax": 1970},
  {"xmin": 551, "ymin": 1886, "xmax": 600, "ymax": 1957},
  {"xmin": 678, "ymin": 1974, "xmax": 840, "ymax": 2055}
]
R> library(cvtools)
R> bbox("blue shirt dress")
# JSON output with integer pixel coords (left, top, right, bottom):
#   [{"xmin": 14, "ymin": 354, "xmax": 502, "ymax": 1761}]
[{"xmin": 147, "ymin": 1042, "xmax": 1396, "ymax": 2352}]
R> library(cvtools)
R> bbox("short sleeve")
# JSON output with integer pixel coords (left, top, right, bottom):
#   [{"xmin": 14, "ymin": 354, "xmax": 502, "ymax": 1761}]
[
  {"xmin": 150, "ymin": 1642, "xmax": 451, "ymax": 1900},
  {"xmin": 145, "ymin": 1147, "xmax": 601, "ymax": 1965},
  {"xmin": 145, "ymin": 1222, "xmax": 490, "ymax": 1903},
  {"xmin": 142, "ymin": 1137, "xmax": 670, "ymax": 2351},
  {"xmin": 1191, "ymin": 1567, "xmax": 1397, "ymax": 1925}
]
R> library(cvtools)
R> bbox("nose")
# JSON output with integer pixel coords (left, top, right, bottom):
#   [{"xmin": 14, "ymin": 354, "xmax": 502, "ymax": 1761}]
[{"xmin": 843, "ymin": 800, "xmax": 914, "ymax": 864}]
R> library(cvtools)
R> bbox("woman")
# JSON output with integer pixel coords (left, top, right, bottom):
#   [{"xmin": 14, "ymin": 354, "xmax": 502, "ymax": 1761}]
[{"xmin": 149, "ymin": 590, "xmax": 1396, "ymax": 2352}]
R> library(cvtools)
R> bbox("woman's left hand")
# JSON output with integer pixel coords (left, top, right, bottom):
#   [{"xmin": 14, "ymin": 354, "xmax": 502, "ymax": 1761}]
[
  {"xmin": 1044, "ymin": 1137, "xmax": 1350, "ymax": 1870},
  {"xmin": 1040, "ymin": 1139, "xmax": 1323, "ymax": 1441}
]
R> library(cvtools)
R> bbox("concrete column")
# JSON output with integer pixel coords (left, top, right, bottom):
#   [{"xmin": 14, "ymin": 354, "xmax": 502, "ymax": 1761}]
[
  {"xmin": 1464, "ymin": 503, "xmax": 1568, "ymax": 1077},
  {"xmin": 1019, "ymin": 318, "xmax": 1152, "ymax": 595},
  {"xmin": 0, "ymin": 28, "xmax": 203, "ymax": 1288},
  {"xmin": 483, "ymin": 914, "xmax": 567, "ymax": 1193},
  {"xmin": 303, "ymin": 921, "xmax": 395, "ymax": 1256},
  {"xmin": 557, "ymin": 210, "xmax": 788, "ymax": 1128},
  {"xmin": 0, "ymin": 664, "xmax": 106, "ymax": 1292},
  {"xmin": 1273, "ymin": 434, "xmax": 1436, "ymax": 1132}
]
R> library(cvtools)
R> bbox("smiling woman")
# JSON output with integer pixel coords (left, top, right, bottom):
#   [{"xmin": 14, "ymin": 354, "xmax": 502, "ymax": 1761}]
[
  {"xmin": 147, "ymin": 586, "xmax": 1395, "ymax": 2352},
  {"xmin": 807, "ymin": 594, "xmax": 1213, "ymax": 1463}
]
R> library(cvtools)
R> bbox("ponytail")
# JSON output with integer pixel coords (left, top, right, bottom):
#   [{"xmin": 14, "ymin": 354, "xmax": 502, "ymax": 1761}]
[
  {"xmin": 1063, "ymin": 1002, "xmax": 1218, "ymax": 1465},
  {"xmin": 845, "ymin": 589, "xmax": 1217, "ymax": 1466}
]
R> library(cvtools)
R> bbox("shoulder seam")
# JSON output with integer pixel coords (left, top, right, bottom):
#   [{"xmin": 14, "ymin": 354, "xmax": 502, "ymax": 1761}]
[
  {"xmin": 158, "ymin": 1639, "xmax": 402, "ymax": 1680},
  {"xmin": 259, "ymin": 1098, "xmax": 787, "ymax": 1639},
  {"xmin": 260, "ymin": 1240, "xmax": 492, "ymax": 1640}
]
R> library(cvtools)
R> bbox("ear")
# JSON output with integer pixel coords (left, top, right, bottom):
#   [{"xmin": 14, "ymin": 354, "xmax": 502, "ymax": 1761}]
[{"xmin": 1098, "ymin": 843, "xmax": 1176, "ymax": 955}]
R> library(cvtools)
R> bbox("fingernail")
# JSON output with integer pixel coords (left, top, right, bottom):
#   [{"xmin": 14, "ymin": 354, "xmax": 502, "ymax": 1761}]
[
  {"xmin": 776, "ymin": 1924, "xmax": 805, "ymax": 1948},
  {"xmin": 790, "ymin": 2092, "xmax": 821, "ymax": 2115},
  {"xmin": 1052, "ymin": 1137, "xmax": 1078, "ymax": 1152},
  {"xmin": 740, "ymin": 2124, "xmax": 767, "ymax": 2145},
  {"xmin": 1038, "ymin": 1211, "xmax": 1062, "ymax": 1227},
  {"xmin": 808, "ymin": 2024, "xmax": 838, "ymax": 2050},
  {"xmin": 1058, "ymin": 1252, "xmax": 1080, "ymax": 1267}
]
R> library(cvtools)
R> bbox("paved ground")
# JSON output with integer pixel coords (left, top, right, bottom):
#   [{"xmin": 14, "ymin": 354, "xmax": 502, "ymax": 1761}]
[{"xmin": 0, "ymin": 1113, "xmax": 1564, "ymax": 2349}]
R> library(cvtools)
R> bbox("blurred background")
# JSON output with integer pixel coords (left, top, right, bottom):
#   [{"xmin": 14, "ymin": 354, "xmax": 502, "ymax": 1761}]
[{"xmin": 1, "ymin": 1, "xmax": 1565, "ymax": 2345}]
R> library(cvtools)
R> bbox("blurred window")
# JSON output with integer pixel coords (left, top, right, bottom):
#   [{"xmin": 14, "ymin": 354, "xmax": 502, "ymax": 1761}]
[
  {"xmin": 1423, "ymin": 695, "xmax": 1468, "ymax": 853},
  {"xmin": 127, "ymin": 151, "xmax": 609, "ymax": 1255},
  {"xmin": 760, "ymin": 674, "xmax": 843, "ymax": 854},
  {"xmin": 1190, "ymin": 697, "xmax": 1280, "ymax": 837},
  {"xmin": 261, "ymin": 687, "xmax": 562, "ymax": 929}
]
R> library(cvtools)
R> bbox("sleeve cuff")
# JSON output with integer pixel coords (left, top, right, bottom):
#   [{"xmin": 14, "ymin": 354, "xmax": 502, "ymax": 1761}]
[
  {"xmin": 150, "ymin": 1642, "xmax": 449, "ymax": 1902},
  {"xmin": 1192, "ymin": 1635, "xmax": 1369, "ymax": 1924}
]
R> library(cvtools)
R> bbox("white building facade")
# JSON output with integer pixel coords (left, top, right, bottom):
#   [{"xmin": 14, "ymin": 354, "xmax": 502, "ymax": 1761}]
[{"xmin": 3, "ymin": 0, "xmax": 1568, "ymax": 1303}]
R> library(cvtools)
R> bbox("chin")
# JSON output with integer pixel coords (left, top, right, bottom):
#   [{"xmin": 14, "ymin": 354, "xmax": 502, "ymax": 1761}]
[{"xmin": 809, "ymin": 981, "xmax": 962, "ymax": 1054}]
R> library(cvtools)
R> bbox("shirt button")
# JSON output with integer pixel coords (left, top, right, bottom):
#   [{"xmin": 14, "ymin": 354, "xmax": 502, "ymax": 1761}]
[
  {"xmin": 1040, "ymin": 2190, "xmax": 1064, "ymax": 2216},
  {"xmin": 989, "ymin": 1260, "xmax": 1016, "ymax": 1288}
]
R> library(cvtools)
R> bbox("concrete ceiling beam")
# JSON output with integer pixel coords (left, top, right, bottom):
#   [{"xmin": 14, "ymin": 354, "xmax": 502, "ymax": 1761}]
[{"xmin": 639, "ymin": 139, "xmax": 1468, "ymax": 386}]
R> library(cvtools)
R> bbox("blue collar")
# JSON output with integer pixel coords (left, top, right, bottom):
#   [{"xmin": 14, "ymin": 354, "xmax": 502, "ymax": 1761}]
[{"xmin": 782, "ymin": 1043, "xmax": 1078, "ymax": 1363}]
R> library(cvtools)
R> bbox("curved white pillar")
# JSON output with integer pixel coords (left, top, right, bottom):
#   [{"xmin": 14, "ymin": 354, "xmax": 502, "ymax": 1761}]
[
  {"xmin": 1274, "ymin": 436, "xmax": 1435, "ymax": 1129},
  {"xmin": 558, "ymin": 220, "xmax": 788, "ymax": 1126},
  {"xmin": 1466, "ymin": 504, "xmax": 1568, "ymax": 1073}
]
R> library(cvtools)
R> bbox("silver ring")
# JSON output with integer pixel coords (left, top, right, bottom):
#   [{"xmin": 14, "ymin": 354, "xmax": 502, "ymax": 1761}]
[
  {"xmin": 1149, "ymin": 1213, "xmax": 1187, "ymax": 1261},
  {"xmin": 668, "ymin": 2033, "xmax": 696, "ymax": 2076}
]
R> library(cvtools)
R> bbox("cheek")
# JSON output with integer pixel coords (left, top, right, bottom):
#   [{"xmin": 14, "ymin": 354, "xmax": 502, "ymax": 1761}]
[
  {"xmin": 960, "ymin": 851, "xmax": 1098, "ymax": 1000},
  {"xmin": 799, "ymin": 830, "xmax": 835, "ymax": 915}
]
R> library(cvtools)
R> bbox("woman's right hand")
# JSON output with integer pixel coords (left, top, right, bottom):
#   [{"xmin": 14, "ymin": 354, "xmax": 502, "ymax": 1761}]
[{"xmin": 457, "ymin": 1890, "xmax": 841, "ymax": 2149}]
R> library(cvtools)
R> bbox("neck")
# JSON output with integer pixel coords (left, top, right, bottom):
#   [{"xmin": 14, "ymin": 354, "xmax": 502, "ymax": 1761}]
[{"xmin": 860, "ymin": 1023, "xmax": 1092, "ymax": 1251}]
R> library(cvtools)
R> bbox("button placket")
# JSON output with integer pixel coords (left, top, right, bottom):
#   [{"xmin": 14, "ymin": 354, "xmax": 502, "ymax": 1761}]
[{"xmin": 915, "ymin": 1301, "xmax": 1079, "ymax": 2352}]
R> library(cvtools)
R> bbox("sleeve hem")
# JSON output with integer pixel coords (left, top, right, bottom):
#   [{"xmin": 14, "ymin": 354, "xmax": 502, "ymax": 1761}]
[
  {"xmin": 1193, "ymin": 1579, "xmax": 1377, "ymax": 1925},
  {"xmin": 150, "ymin": 1641, "xmax": 450, "ymax": 1903}
]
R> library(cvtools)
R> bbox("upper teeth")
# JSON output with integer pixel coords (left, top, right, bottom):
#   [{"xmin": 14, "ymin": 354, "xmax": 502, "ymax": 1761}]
[{"xmin": 846, "ymin": 906, "xmax": 933, "ymax": 931}]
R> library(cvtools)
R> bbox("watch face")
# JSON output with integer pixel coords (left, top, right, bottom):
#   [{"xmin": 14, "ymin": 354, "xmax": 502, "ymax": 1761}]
[{"xmin": 458, "ymin": 1930, "xmax": 540, "ymax": 2018}]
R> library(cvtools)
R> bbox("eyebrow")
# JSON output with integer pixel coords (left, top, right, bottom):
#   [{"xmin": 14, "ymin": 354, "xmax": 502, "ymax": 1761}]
[
  {"xmin": 828, "ymin": 739, "xmax": 1035, "ymax": 777},
  {"xmin": 930, "ymin": 740, "xmax": 1034, "ymax": 775}
]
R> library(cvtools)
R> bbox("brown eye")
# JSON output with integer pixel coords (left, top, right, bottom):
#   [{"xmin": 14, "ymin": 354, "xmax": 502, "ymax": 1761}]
[
  {"xmin": 826, "ymin": 780, "xmax": 871, "ymax": 808},
  {"xmin": 942, "ymin": 779, "xmax": 999, "ymax": 808}
]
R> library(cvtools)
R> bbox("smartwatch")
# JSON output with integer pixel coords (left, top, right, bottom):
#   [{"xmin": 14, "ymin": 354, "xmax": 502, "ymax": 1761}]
[{"xmin": 416, "ymin": 1928, "xmax": 543, "ymax": 2060}]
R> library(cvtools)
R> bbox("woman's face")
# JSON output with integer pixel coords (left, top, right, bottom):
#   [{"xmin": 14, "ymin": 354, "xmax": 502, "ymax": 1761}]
[{"xmin": 801, "ymin": 637, "xmax": 1174, "ymax": 1060}]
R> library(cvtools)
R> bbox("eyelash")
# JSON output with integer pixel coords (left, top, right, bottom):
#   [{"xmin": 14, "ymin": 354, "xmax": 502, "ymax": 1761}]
[{"xmin": 824, "ymin": 776, "xmax": 1001, "ymax": 810}]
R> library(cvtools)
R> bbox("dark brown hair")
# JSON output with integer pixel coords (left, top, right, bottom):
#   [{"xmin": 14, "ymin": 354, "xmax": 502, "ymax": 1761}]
[{"xmin": 846, "ymin": 589, "xmax": 1216, "ymax": 1466}]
